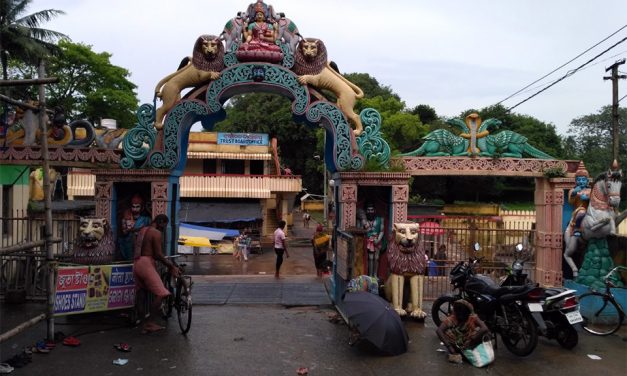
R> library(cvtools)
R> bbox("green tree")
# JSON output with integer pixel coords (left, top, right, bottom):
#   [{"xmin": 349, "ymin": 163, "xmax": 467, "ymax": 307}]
[
  {"xmin": 45, "ymin": 41, "xmax": 138, "ymax": 128},
  {"xmin": 344, "ymin": 73, "xmax": 400, "ymax": 100},
  {"xmin": 347, "ymin": 73, "xmax": 428, "ymax": 153},
  {"xmin": 0, "ymin": 0, "xmax": 66, "ymax": 80},
  {"xmin": 215, "ymin": 93, "xmax": 319, "ymax": 190},
  {"xmin": 409, "ymin": 104, "xmax": 438, "ymax": 125},
  {"xmin": 566, "ymin": 106, "xmax": 627, "ymax": 177}
]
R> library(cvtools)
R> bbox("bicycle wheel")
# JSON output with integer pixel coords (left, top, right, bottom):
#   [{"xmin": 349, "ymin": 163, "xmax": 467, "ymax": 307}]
[
  {"xmin": 176, "ymin": 277, "xmax": 192, "ymax": 334},
  {"xmin": 579, "ymin": 292, "xmax": 623, "ymax": 336},
  {"xmin": 161, "ymin": 276, "xmax": 174, "ymax": 318}
]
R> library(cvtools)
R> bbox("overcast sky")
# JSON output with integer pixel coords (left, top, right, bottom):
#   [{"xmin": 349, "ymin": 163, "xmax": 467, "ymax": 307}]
[{"xmin": 32, "ymin": 0, "xmax": 627, "ymax": 135}]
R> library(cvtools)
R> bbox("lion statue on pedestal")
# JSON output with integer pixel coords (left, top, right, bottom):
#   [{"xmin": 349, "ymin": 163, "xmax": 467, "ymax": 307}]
[
  {"xmin": 70, "ymin": 217, "xmax": 115, "ymax": 265},
  {"xmin": 154, "ymin": 35, "xmax": 225, "ymax": 130},
  {"xmin": 292, "ymin": 38, "xmax": 364, "ymax": 135},
  {"xmin": 384, "ymin": 222, "xmax": 427, "ymax": 319}
]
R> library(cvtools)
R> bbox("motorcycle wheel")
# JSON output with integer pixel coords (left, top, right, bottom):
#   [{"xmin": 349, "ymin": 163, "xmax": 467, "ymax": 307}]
[
  {"xmin": 431, "ymin": 296, "xmax": 457, "ymax": 327},
  {"xmin": 500, "ymin": 307, "xmax": 538, "ymax": 356},
  {"xmin": 556, "ymin": 325, "xmax": 578, "ymax": 349}
]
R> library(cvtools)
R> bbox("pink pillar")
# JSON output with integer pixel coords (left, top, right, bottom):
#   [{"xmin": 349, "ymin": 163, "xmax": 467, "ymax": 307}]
[
  {"xmin": 95, "ymin": 181, "xmax": 113, "ymax": 224},
  {"xmin": 339, "ymin": 183, "xmax": 357, "ymax": 230},
  {"xmin": 391, "ymin": 185, "xmax": 408, "ymax": 223},
  {"xmin": 151, "ymin": 182, "xmax": 169, "ymax": 216},
  {"xmin": 534, "ymin": 177, "xmax": 572, "ymax": 286}
]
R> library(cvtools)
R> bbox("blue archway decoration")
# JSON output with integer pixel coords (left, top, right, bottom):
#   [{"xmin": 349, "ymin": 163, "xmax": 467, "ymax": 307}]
[{"xmin": 121, "ymin": 62, "xmax": 393, "ymax": 174}]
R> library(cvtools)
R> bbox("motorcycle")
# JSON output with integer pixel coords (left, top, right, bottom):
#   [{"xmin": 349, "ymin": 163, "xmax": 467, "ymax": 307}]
[
  {"xmin": 500, "ymin": 244, "xmax": 582, "ymax": 349},
  {"xmin": 432, "ymin": 243, "xmax": 541, "ymax": 356}
]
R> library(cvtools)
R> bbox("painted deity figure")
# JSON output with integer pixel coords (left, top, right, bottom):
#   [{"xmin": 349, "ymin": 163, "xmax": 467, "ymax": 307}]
[
  {"xmin": 568, "ymin": 161, "xmax": 591, "ymax": 237},
  {"xmin": 236, "ymin": 1, "xmax": 283, "ymax": 63},
  {"xmin": 117, "ymin": 194, "xmax": 151, "ymax": 261},
  {"xmin": 242, "ymin": 3, "xmax": 281, "ymax": 52},
  {"xmin": 360, "ymin": 202, "xmax": 385, "ymax": 277}
]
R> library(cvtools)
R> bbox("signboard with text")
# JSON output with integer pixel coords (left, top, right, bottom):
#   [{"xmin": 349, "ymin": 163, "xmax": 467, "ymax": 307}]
[
  {"xmin": 54, "ymin": 264, "xmax": 135, "ymax": 316},
  {"xmin": 217, "ymin": 132, "xmax": 268, "ymax": 146}
]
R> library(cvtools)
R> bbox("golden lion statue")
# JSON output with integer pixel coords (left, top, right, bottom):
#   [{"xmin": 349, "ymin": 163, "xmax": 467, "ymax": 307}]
[
  {"xmin": 384, "ymin": 223, "xmax": 427, "ymax": 319},
  {"xmin": 70, "ymin": 217, "xmax": 115, "ymax": 265},
  {"xmin": 292, "ymin": 38, "xmax": 365, "ymax": 135},
  {"xmin": 154, "ymin": 35, "xmax": 225, "ymax": 130}
]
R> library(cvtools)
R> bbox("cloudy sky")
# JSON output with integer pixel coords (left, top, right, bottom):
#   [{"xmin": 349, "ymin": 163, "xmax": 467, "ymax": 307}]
[{"xmin": 32, "ymin": 0, "xmax": 627, "ymax": 135}]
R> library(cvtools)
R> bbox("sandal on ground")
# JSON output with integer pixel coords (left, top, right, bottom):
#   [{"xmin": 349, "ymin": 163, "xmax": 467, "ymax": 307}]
[
  {"xmin": 141, "ymin": 323, "xmax": 165, "ymax": 334},
  {"xmin": 62, "ymin": 336, "xmax": 81, "ymax": 347},
  {"xmin": 113, "ymin": 343, "xmax": 132, "ymax": 352},
  {"xmin": 34, "ymin": 341, "xmax": 50, "ymax": 353},
  {"xmin": 0, "ymin": 363, "xmax": 14, "ymax": 374}
]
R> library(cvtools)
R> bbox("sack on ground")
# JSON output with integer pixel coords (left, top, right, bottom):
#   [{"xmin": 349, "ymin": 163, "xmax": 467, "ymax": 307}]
[{"xmin": 462, "ymin": 340, "xmax": 494, "ymax": 367}]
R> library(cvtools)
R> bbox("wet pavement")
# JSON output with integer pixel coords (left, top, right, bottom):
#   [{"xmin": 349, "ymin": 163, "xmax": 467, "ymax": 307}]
[{"xmin": 1, "ymin": 215, "xmax": 626, "ymax": 375}]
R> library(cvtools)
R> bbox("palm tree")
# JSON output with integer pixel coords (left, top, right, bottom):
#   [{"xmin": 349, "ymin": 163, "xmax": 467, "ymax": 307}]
[{"xmin": 0, "ymin": 0, "xmax": 67, "ymax": 80}]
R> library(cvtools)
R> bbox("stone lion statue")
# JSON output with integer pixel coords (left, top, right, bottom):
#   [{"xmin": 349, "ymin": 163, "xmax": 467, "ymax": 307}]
[
  {"xmin": 384, "ymin": 223, "xmax": 427, "ymax": 319},
  {"xmin": 154, "ymin": 35, "xmax": 225, "ymax": 130},
  {"xmin": 292, "ymin": 38, "xmax": 365, "ymax": 135},
  {"xmin": 70, "ymin": 217, "xmax": 115, "ymax": 265}
]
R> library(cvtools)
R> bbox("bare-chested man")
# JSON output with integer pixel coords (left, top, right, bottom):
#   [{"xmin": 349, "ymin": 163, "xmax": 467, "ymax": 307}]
[{"xmin": 133, "ymin": 214, "xmax": 180, "ymax": 333}]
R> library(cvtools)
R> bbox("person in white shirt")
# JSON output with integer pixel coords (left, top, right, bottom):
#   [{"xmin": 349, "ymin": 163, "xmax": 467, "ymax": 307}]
[{"xmin": 273, "ymin": 220, "xmax": 289, "ymax": 278}]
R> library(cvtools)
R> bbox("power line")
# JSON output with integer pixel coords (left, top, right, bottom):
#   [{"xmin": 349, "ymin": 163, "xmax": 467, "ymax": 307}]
[
  {"xmin": 507, "ymin": 36, "xmax": 627, "ymax": 111},
  {"xmin": 511, "ymin": 51, "xmax": 627, "ymax": 97},
  {"xmin": 619, "ymin": 94, "xmax": 627, "ymax": 103},
  {"xmin": 496, "ymin": 24, "xmax": 627, "ymax": 105}
]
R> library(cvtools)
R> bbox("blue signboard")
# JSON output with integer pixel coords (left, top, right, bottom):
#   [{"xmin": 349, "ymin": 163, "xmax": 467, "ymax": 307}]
[{"xmin": 217, "ymin": 132, "xmax": 268, "ymax": 146}]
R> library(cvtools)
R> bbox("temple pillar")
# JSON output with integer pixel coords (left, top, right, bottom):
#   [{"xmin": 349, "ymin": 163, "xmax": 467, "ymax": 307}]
[
  {"xmin": 338, "ymin": 183, "xmax": 358, "ymax": 230},
  {"xmin": 391, "ymin": 184, "xmax": 409, "ymax": 223},
  {"xmin": 95, "ymin": 181, "xmax": 114, "ymax": 224},
  {"xmin": 534, "ymin": 177, "xmax": 572, "ymax": 286}
]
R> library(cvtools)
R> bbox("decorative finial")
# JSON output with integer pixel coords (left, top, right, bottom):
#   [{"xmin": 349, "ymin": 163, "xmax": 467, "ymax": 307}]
[{"xmin": 575, "ymin": 161, "xmax": 589, "ymax": 177}]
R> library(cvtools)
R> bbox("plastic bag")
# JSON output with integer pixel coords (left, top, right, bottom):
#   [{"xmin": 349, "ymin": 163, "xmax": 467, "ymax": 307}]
[{"xmin": 462, "ymin": 340, "xmax": 494, "ymax": 367}]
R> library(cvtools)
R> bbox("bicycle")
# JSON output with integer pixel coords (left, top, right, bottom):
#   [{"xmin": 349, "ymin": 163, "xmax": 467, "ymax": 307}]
[
  {"xmin": 160, "ymin": 255, "xmax": 193, "ymax": 334},
  {"xmin": 578, "ymin": 266, "xmax": 626, "ymax": 336}
]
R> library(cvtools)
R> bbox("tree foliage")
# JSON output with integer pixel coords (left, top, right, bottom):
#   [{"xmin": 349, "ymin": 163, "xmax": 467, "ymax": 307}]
[
  {"xmin": 566, "ymin": 105, "xmax": 627, "ymax": 177},
  {"xmin": 44, "ymin": 41, "xmax": 138, "ymax": 128},
  {"xmin": 215, "ymin": 94, "xmax": 319, "ymax": 190},
  {"xmin": 346, "ymin": 73, "xmax": 429, "ymax": 153},
  {"xmin": 0, "ymin": 0, "xmax": 66, "ymax": 80}
]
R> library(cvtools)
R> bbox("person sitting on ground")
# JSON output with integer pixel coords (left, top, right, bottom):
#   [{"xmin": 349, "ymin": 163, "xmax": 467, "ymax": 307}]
[
  {"xmin": 436, "ymin": 299, "xmax": 489, "ymax": 364},
  {"xmin": 133, "ymin": 214, "xmax": 180, "ymax": 333}
]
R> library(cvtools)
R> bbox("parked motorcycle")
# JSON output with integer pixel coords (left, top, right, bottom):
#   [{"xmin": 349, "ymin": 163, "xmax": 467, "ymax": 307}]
[
  {"xmin": 432, "ymin": 243, "xmax": 541, "ymax": 356},
  {"xmin": 501, "ymin": 244, "xmax": 582, "ymax": 349}
]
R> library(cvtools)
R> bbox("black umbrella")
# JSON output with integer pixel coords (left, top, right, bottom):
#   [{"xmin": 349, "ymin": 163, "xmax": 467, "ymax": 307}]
[{"xmin": 342, "ymin": 291, "xmax": 408, "ymax": 356}]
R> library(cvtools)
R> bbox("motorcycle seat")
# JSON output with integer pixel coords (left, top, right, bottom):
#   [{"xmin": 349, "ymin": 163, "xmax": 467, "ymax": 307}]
[
  {"xmin": 499, "ymin": 286, "xmax": 535, "ymax": 302},
  {"xmin": 467, "ymin": 275, "xmax": 529, "ymax": 298}
]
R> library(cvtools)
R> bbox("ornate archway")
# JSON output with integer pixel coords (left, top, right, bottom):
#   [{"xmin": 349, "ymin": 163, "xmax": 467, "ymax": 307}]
[{"xmin": 120, "ymin": 62, "xmax": 394, "ymax": 175}]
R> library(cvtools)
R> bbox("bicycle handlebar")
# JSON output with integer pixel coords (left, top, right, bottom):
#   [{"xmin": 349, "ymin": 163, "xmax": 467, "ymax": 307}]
[{"xmin": 604, "ymin": 265, "xmax": 627, "ymax": 284}]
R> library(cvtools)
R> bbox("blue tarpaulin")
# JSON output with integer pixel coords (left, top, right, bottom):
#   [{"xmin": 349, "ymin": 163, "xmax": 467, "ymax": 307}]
[
  {"xmin": 179, "ymin": 222, "xmax": 240, "ymax": 241},
  {"xmin": 178, "ymin": 201, "xmax": 262, "ymax": 223}
]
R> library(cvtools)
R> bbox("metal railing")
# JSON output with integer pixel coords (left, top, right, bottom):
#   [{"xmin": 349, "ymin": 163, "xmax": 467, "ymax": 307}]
[{"xmin": 1, "ymin": 216, "xmax": 79, "ymax": 300}]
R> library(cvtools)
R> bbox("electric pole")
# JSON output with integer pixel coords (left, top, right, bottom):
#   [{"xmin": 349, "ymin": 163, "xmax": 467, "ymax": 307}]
[{"xmin": 603, "ymin": 58, "xmax": 626, "ymax": 162}]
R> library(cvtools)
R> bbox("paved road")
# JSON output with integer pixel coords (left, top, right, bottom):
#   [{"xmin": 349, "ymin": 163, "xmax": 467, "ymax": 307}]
[
  {"xmin": 2, "ymin": 301, "xmax": 626, "ymax": 376},
  {"xmin": 1, "ymin": 216, "xmax": 626, "ymax": 375}
]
